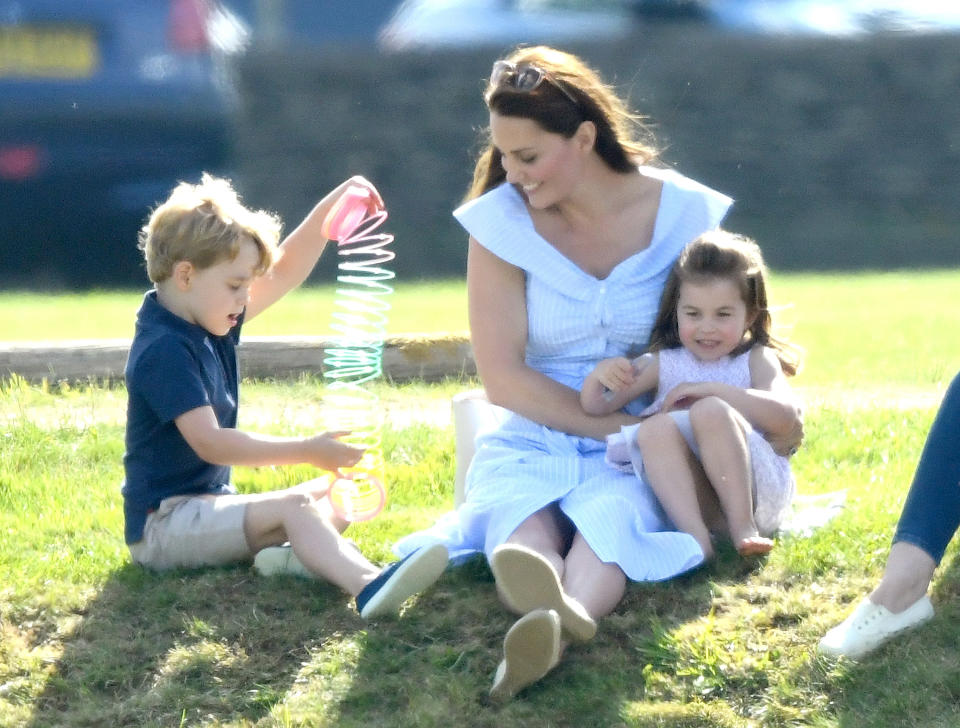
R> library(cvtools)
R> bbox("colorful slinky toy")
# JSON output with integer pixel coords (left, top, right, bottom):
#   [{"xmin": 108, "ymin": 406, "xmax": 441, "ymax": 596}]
[{"xmin": 319, "ymin": 186, "xmax": 395, "ymax": 521}]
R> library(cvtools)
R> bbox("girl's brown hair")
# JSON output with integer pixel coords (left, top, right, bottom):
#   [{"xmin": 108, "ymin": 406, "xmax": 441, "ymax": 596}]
[
  {"xmin": 647, "ymin": 230, "xmax": 802, "ymax": 376},
  {"xmin": 465, "ymin": 46, "xmax": 660, "ymax": 201}
]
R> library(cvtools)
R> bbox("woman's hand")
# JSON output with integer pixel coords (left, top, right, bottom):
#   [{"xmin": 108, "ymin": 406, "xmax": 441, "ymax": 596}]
[{"xmin": 765, "ymin": 415, "xmax": 804, "ymax": 456}]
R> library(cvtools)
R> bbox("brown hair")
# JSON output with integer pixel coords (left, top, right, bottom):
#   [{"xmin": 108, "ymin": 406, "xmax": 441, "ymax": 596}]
[
  {"xmin": 465, "ymin": 46, "xmax": 660, "ymax": 201},
  {"xmin": 138, "ymin": 173, "xmax": 281, "ymax": 283},
  {"xmin": 647, "ymin": 230, "xmax": 802, "ymax": 376}
]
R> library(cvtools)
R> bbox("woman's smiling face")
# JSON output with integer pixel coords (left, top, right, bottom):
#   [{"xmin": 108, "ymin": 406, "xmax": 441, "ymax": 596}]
[{"xmin": 489, "ymin": 112, "xmax": 582, "ymax": 207}]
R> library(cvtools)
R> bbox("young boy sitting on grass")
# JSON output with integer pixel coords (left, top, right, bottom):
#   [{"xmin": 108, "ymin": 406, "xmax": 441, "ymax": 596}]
[{"xmin": 121, "ymin": 173, "xmax": 447, "ymax": 618}]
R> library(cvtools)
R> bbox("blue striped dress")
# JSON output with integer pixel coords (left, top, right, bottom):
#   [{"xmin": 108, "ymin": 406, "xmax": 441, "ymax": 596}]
[{"xmin": 395, "ymin": 166, "xmax": 732, "ymax": 581}]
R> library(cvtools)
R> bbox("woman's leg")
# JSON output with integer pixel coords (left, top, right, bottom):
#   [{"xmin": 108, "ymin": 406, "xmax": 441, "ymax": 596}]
[
  {"xmin": 503, "ymin": 503, "xmax": 572, "ymax": 580},
  {"xmin": 489, "ymin": 507, "xmax": 611, "ymax": 700},
  {"xmin": 561, "ymin": 532, "xmax": 626, "ymax": 619},
  {"xmin": 494, "ymin": 505, "xmax": 582, "ymax": 619},
  {"xmin": 872, "ymin": 371, "xmax": 960, "ymax": 611},
  {"xmin": 636, "ymin": 413, "xmax": 719, "ymax": 558},
  {"xmin": 496, "ymin": 505, "xmax": 628, "ymax": 624},
  {"xmin": 688, "ymin": 397, "xmax": 773, "ymax": 556}
]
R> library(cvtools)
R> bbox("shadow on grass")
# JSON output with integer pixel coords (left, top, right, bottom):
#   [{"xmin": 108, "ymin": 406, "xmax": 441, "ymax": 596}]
[
  {"xmin": 334, "ymin": 551, "xmax": 761, "ymax": 728},
  {"xmin": 830, "ymin": 546, "xmax": 960, "ymax": 728},
  {"xmin": 25, "ymin": 560, "xmax": 365, "ymax": 727},
  {"xmin": 25, "ymin": 549, "xmax": 767, "ymax": 727}
]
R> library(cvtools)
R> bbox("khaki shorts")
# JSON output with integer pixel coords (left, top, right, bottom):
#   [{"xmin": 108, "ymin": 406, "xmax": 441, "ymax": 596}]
[{"xmin": 129, "ymin": 493, "xmax": 259, "ymax": 570}]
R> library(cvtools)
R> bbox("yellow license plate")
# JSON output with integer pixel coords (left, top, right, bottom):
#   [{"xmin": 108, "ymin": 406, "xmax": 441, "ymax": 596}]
[{"xmin": 0, "ymin": 25, "xmax": 99, "ymax": 79}]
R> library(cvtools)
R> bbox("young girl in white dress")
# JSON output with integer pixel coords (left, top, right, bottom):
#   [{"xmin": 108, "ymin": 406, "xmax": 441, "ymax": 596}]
[{"xmin": 581, "ymin": 230, "xmax": 802, "ymax": 559}]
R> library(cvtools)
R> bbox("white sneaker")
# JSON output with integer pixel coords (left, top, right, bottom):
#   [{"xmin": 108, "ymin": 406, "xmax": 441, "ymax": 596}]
[
  {"xmin": 819, "ymin": 595, "xmax": 934, "ymax": 659},
  {"xmin": 254, "ymin": 545, "xmax": 311, "ymax": 578}
]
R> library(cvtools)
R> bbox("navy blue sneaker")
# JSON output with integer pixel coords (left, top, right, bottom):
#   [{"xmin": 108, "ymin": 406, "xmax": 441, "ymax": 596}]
[{"xmin": 356, "ymin": 543, "xmax": 448, "ymax": 619}]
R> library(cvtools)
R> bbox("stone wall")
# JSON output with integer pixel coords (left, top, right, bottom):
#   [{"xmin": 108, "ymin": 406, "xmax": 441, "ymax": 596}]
[{"xmin": 233, "ymin": 28, "xmax": 960, "ymax": 278}]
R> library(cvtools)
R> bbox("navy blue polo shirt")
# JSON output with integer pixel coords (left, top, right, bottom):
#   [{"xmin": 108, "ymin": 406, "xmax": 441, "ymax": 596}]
[{"xmin": 121, "ymin": 290, "xmax": 243, "ymax": 544}]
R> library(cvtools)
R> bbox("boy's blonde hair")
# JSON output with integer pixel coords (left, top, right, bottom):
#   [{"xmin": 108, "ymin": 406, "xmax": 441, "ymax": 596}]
[{"xmin": 138, "ymin": 174, "xmax": 282, "ymax": 283}]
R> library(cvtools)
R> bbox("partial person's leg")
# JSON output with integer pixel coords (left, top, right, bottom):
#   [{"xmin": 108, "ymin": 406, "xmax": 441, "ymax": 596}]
[
  {"xmin": 869, "ymin": 542, "xmax": 936, "ymax": 613},
  {"xmin": 688, "ymin": 397, "xmax": 772, "ymax": 556},
  {"xmin": 873, "ymin": 371, "xmax": 960, "ymax": 612},
  {"xmin": 818, "ymin": 542, "xmax": 937, "ymax": 659},
  {"xmin": 636, "ymin": 413, "xmax": 717, "ymax": 558},
  {"xmin": 819, "ymin": 372, "xmax": 960, "ymax": 657}
]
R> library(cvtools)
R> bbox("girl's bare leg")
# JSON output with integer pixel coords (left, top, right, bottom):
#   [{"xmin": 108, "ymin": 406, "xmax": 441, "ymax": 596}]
[
  {"xmin": 636, "ymin": 414, "xmax": 717, "ymax": 558},
  {"xmin": 689, "ymin": 397, "xmax": 773, "ymax": 556}
]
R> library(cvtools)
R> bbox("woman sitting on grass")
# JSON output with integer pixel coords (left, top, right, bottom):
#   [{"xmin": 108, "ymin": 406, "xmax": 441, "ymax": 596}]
[{"xmin": 395, "ymin": 45, "xmax": 803, "ymax": 701}]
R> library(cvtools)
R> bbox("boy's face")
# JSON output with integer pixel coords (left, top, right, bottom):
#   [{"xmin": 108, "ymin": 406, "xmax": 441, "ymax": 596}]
[{"xmin": 179, "ymin": 237, "xmax": 261, "ymax": 336}]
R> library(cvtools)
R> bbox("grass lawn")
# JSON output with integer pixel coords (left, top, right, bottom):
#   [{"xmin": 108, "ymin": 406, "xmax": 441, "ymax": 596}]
[
  {"xmin": 2, "ymin": 270, "xmax": 959, "ymax": 727},
  {"xmin": 0, "ymin": 279, "xmax": 471, "ymax": 341}
]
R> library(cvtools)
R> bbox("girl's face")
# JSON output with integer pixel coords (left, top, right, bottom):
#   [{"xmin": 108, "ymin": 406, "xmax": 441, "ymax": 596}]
[
  {"xmin": 676, "ymin": 277, "xmax": 751, "ymax": 362},
  {"xmin": 489, "ymin": 111, "xmax": 583, "ymax": 208}
]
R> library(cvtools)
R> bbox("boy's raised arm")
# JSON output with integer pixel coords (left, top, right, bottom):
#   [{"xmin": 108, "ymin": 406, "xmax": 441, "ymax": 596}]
[{"xmin": 245, "ymin": 176, "xmax": 384, "ymax": 321}]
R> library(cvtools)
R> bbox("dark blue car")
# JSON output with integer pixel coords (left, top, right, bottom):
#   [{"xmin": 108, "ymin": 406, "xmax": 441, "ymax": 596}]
[{"xmin": 0, "ymin": 0, "xmax": 248, "ymax": 288}]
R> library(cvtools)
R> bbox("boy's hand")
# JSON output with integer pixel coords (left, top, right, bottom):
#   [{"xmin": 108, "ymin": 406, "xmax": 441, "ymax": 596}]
[
  {"xmin": 330, "ymin": 176, "xmax": 384, "ymax": 221},
  {"xmin": 304, "ymin": 430, "xmax": 365, "ymax": 472}
]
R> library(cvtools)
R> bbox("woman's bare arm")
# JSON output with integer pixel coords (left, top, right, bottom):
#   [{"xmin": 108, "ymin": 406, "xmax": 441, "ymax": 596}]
[{"xmin": 468, "ymin": 237, "xmax": 635, "ymax": 440}]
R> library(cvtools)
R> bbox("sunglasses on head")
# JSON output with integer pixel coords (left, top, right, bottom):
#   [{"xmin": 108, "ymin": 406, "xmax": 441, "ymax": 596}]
[{"xmin": 489, "ymin": 60, "xmax": 579, "ymax": 108}]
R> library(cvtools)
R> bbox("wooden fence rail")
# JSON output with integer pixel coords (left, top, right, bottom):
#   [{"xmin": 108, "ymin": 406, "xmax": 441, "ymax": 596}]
[{"xmin": 0, "ymin": 334, "xmax": 476, "ymax": 384}]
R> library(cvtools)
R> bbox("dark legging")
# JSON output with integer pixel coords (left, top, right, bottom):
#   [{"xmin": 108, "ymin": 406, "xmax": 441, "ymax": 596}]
[{"xmin": 892, "ymin": 371, "xmax": 960, "ymax": 565}]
